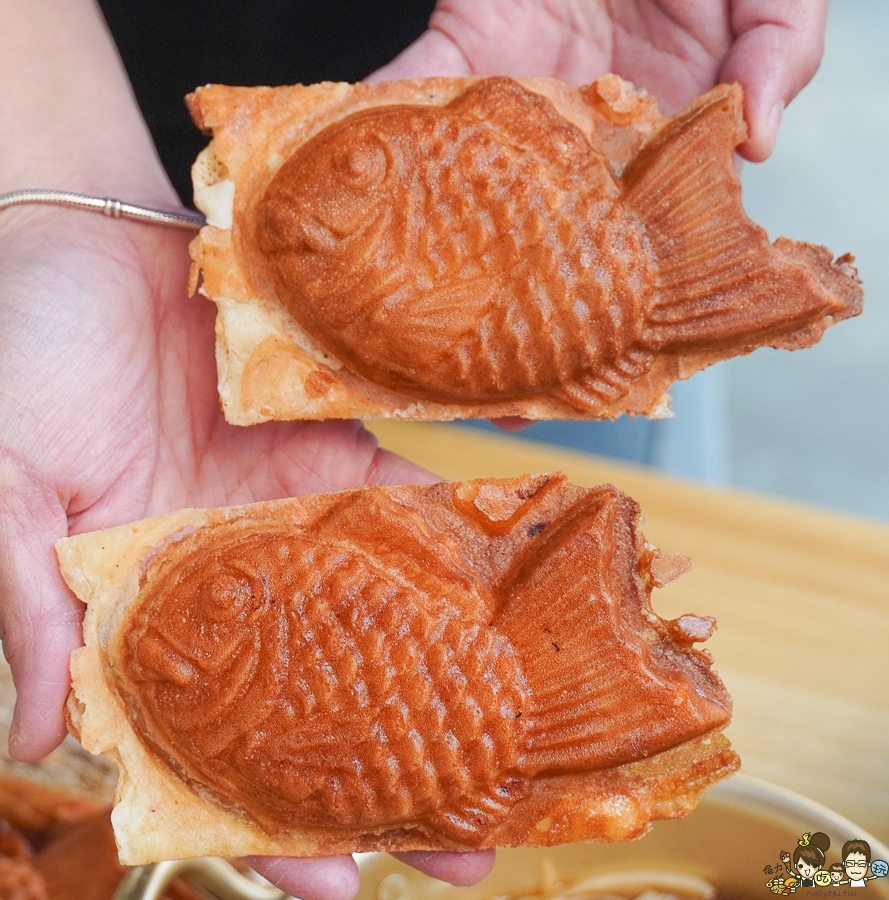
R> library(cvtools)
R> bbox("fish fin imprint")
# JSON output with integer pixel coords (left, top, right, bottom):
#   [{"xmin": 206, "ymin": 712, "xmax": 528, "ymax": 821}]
[
  {"xmin": 554, "ymin": 349, "xmax": 656, "ymax": 413},
  {"xmin": 448, "ymin": 77, "xmax": 611, "ymax": 185},
  {"xmin": 404, "ymin": 473, "xmax": 593, "ymax": 603},
  {"xmin": 624, "ymin": 84, "xmax": 863, "ymax": 352},
  {"xmin": 307, "ymin": 485, "xmax": 511, "ymax": 621},
  {"xmin": 369, "ymin": 277, "xmax": 506, "ymax": 394},
  {"xmin": 493, "ymin": 486, "xmax": 732, "ymax": 777},
  {"xmin": 426, "ymin": 776, "xmax": 528, "ymax": 844}
]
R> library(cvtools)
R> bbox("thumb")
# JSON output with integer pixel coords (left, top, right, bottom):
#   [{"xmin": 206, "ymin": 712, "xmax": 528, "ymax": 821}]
[
  {"xmin": 366, "ymin": 24, "xmax": 471, "ymax": 82},
  {"xmin": 720, "ymin": 1, "xmax": 828, "ymax": 161},
  {"xmin": 0, "ymin": 472, "xmax": 82, "ymax": 762}
]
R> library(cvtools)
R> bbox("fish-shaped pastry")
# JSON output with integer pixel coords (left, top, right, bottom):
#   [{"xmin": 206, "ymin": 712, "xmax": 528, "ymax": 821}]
[
  {"xmin": 61, "ymin": 475, "xmax": 738, "ymax": 863},
  {"xmin": 187, "ymin": 75, "xmax": 862, "ymax": 424}
]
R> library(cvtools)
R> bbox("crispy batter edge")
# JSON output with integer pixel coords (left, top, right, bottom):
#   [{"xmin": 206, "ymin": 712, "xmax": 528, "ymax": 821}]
[
  {"xmin": 187, "ymin": 77, "xmax": 684, "ymax": 424},
  {"xmin": 57, "ymin": 481, "xmax": 737, "ymax": 864}
]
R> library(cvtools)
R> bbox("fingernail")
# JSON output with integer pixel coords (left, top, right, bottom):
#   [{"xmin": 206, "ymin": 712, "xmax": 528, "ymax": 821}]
[
  {"xmin": 768, "ymin": 101, "xmax": 784, "ymax": 140},
  {"xmin": 9, "ymin": 701, "xmax": 22, "ymax": 749}
]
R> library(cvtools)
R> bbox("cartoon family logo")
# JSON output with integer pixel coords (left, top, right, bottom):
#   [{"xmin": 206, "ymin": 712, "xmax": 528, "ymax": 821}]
[{"xmin": 764, "ymin": 832, "xmax": 889, "ymax": 892}]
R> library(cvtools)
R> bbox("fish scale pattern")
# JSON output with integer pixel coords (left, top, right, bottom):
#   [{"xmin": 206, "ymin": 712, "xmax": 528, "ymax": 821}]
[
  {"xmin": 404, "ymin": 114, "xmax": 654, "ymax": 403},
  {"xmin": 112, "ymin": 479, "xmax": 738, "ymax": 847},
  {"xmin": 259, "ymin": 79, "xmax": 656, "ymax": 408},
  {"xmin": 120, "ymin": 531, "xmax": 530, "ymax": 838}
]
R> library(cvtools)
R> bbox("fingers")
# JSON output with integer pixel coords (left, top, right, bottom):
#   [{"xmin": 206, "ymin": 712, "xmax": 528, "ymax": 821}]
[
  {"xmin": 0, "ymin": 470, "xmax": 81, "ymax": 761},
  {"xmin": 367, "ymin": 26, "xmax": 471, "ymax": 82},
  {"xmin": 367, "ymin": 1, "xmax": 608, "ymax": 84},
  {"xmin": 364, "ymin": 446, "xmax": 440, "ymax": 488},
  {"xmin": 720, "ymin": 0, "xmax": 828, "ymax": 161},
  {"xmin": 249, "ymin": 848, "xmax": 495, "ymax": 900},
  {"xmin": 490, "ymin": 417, "xmax": 531, "ymax": 432},
  {"xmin": 393, "ymin": 849, "xmax": 496, "ymax": 886},
  {"xmin": 193, "ymin": 418, "xmax": 441, "ymax": 510},
  {"xmin": 366, "ymin": 1, "xmax": 502, "ymax": 82},
  {"xmin": 249, "ymin": 855, "xmax": 360, "ymax": 900},
  {"xmin": 265, "ymin": 419, "xmax": 387, "ymax": 496}
]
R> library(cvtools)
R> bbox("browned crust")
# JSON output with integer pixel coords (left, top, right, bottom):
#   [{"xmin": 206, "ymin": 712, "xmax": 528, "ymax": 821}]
[
  {"xmin": 187, "ymin": 76, "xmax": 861, "ymax": 424},
  {"xmin": 0, "ymin": 656, "xmax": 115, "ymax": 832},
  {"xmin": 59, "ymin": 478, "xmax": 737, "ymax": 865},
  {"xmin": 186, "ymin": 76, "xmax": 686, "ymax": 424}
]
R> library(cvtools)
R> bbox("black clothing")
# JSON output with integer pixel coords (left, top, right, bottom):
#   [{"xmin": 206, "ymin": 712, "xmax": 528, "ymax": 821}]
[
  {"xmin": 98, "ymin": 0, "xmax": 437, "ymax": 202},
  {"xmin": 95, "ymin": 0, "xmax": 711, "ymax": 472}
]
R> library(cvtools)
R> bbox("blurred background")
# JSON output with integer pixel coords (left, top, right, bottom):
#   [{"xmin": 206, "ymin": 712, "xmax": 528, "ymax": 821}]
[
  {"xmin": 723, "ymin": 0, "xmax": 889, "ymax": 522},
  {"xmin": 106, "ymin": 0, "xmax": 887, "ymax": 522},
  {"xmin": 466, "ymin": 0, "xmax": 889, "ymax": 522}
]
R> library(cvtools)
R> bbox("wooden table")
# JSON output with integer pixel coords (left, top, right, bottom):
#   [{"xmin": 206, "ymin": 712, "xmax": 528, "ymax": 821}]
[{"xmin": 370, "ymin": 421, "xmax": 889, "ymax": 841}]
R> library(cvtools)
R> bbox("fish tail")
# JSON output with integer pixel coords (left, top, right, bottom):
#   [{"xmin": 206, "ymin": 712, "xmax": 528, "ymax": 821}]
[
  {"xmin": 555, "ymin": 350, "xmax": 655, "ymax": 413},
  {"xmin": 624, "ymin": 84, "xmax": 862, "ymax": 353},
  {"xmin": 493, "ymin": 487, "xmax": 732, "ymax": 776},
  {"xmin": 426, "ymin": 778, "xmax": 526, "ymax": 844}
]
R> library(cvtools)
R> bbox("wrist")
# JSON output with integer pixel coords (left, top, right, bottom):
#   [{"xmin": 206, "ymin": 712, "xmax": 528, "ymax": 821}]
[{"xmin": 0, "ymin": 0, "xmax": 177, "ymax": 206}]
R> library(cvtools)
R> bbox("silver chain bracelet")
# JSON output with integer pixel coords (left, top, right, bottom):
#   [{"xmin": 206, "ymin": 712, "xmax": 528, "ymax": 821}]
[{"xmin": 0, "ymin": 189, "xmax": 206, "ymax": 230}]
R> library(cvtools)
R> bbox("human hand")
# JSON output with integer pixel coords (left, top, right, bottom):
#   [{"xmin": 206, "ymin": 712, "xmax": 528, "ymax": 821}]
[
  {"xmin": 0, "ymin": 4, "xmax": 497, "ymax": 895},
  {"xmin": 0, "ymin": 203, "xmax": 495, "ymax": 897},
  {"xmin": 1, "ymin": 6, "xmax": 498, "ymax": 897},
  {"xmin": 370, "ymin": 0, "xmax": 829, "ymax": 161}
]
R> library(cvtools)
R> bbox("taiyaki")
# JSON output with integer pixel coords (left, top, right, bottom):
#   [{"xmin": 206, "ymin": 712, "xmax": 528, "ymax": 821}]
[
  {"xmin": 60, "ymin": 475, "xmax": 738, "ymax": 864},
  {"xmin": 187, "ymin": 75, "xmax": 862, "ymax": 424}
]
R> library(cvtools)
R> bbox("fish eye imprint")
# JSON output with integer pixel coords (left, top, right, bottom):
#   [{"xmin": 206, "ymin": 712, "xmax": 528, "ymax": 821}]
[
  {"xmin": 187, "ymin": 75, "xmax": 862, "ymax": 425},
  {"xmin": 60, "ymin": 475, "xmax": 738, "ymax": 863}
]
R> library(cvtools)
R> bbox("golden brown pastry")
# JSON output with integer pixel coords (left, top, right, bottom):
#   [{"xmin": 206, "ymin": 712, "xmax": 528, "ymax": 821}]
[
  {"xmin": 0, "ymin": 656, "xmax": 216, "ymax": 899},
  {"xmin": 0, "ymin": 655, "xmax": 115, "ymax": 833},
  {"xmin": 187, "ymin": 75, "xmax": 862, "ymax": 424},
  {"xmin": 33, "ymin": 812, "xmax": 210, "ymax": 900},
  {"xmin": 60, "ymin": 475, "xmax": 737, "ymax": 864}
]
